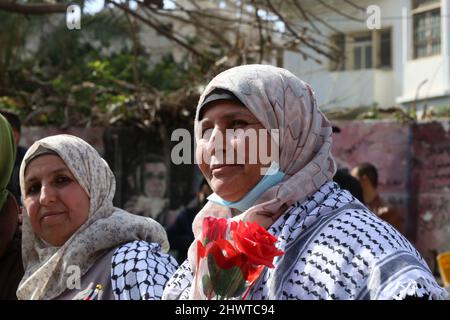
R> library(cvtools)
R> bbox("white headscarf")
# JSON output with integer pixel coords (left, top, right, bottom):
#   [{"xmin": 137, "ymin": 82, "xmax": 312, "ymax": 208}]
[{"xmin": 17, "ymin": 134, "xmax": 169, "ymax": 300}]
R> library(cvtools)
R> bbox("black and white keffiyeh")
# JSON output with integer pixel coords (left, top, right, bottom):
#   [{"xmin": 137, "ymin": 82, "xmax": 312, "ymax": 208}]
[
  {"xmin": 111, "ymin": 240, "xmax": 178, "ymax": 300},
  {"xmin": 163, "ymin": 182, "xmax": 448, "ymax": 300}
]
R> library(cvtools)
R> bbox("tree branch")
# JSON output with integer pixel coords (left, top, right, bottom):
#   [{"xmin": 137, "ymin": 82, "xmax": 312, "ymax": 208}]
[
  {"xmin": 265, "ymin": 0, "xmax": 334, "ymax": 61},
  {"xmin": 290, "ymin": 0, "xmax": 321, "ymax": 35},
  {"xmin": 316, "ymin": 0, "xmax": 364, "ymax": 22},
  {"xmin": 342, "ymin": 0, "xmax": 366, "ymax": 12},
  {"xmin": 0, "ymin": 1, "xmax": 67, "ymax": 14},
  {"xmin": 105, "ymin": 0, "xmax": 212, "ymax": 62}
]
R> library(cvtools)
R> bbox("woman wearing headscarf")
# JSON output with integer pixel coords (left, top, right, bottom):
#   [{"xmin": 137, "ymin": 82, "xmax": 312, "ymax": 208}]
[
  {"xmin": 17, "ymin": 134, "xmax": 178, "ymax": 300},
  {"xmin": 163, "ymin": 64, "xmax": 448, "ymax": 300},
  {"xmin": 0, "ymin": 114, "xmax": 24, "ymax": 299}
]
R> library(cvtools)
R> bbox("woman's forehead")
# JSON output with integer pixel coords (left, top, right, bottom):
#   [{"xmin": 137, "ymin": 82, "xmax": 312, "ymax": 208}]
[
  {"xmin": 24, "ymin": 154, "xmax": 68, "ymax": 179},
  {"xmin": 200, "ymin": 100, "xmax": 253, "ymax": 119}
]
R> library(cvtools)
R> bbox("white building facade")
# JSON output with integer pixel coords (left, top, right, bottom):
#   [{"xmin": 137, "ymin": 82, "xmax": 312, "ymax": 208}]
[{"xmin": 283, "ymin": 0, "xmax": 450, "ymax": 113}]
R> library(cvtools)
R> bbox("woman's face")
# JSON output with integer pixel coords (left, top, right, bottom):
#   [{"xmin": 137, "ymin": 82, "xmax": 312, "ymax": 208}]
[
  {"xmin": 196, "ymin": 100, "xmax": 270, "ymax": 202},
  {"xmin": 23, "ymin": 154, "xmax": 90, "ymax": 246},
  {"xmin": 143, "ymin": 162, "xmax": 167, "ymax": 198}
]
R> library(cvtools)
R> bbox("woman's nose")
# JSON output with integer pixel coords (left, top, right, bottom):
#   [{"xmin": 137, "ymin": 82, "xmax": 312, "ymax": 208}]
[
  {"xmin": 206, "ymin": 126, "xmax": 224, "ymax": 156},
  {"xmin": 39, "ymin": 184, "xmax": 57, "ymax": 205}
]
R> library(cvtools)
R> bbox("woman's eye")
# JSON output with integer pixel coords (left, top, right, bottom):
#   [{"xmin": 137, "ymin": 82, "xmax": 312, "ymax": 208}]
[
  {"xmin": 26, "ymin": 184, "xmax": 41, "ymax": 196},
  {"xmin": 201, "ymin": 127, "xmax": 213, "ymax": 139},
  {"xmin": 55, "ymin": 176, "xmax": 71, "ymax": 186},
  {"xmin": 231, "ymin": 120, "xmax": 248, "ymax": 128}
]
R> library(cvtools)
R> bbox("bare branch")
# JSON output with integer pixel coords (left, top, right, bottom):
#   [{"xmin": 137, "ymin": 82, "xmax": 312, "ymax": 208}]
[
  {"xmin": 105, "ymin": 0, "xmax": 212, "ymax": 62},
  {"xmin": 290, "ymin": 0, "xmax": 321, "ymax": 35},
  {"xmin": 252, "ymin": 2, "xmax": 264, "ymax": 63},
  {"xmin": 0, "ymin": 0, "xmax": 67, "ymax": 14},
  {"xmin": 342, "ymin": 0, "xmax": 366, "ymax": 12},
  {"xmin": 265, "ymin": 0, "xmax": 335, "ymax": 61},
  {"xmin": 144, "ymin": 2, "xmax": 233, "ymax": 48},
  {"xmin": 316, "ymin": 0, "xmax": 364, "ymax": 22},
  {"xmin": 302, "ymin": 7, "xmax": 343, "ymax": 35}
]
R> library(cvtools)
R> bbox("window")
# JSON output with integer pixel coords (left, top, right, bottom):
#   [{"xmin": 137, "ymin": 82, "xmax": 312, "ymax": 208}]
[
  {"xmin": 330, "ymin": 34, "xmax": 345, "ymax": 71},
  {"xmin": 329, "ymin": 29, "xmax": 392, "ymax": 71},
  {"xmin": 379, "ymin": 30, "xmax": 392, "ymax": 68},
  {"xmin": 353, "ymin": 34, "xmax": 372, "ymax": 70},
  {"xmin": 412, "ymin": 0, "xmax": 441, "ymax": 58}
]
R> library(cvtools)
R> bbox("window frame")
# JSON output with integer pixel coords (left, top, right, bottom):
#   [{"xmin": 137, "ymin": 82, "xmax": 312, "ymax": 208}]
[
  {"xmin": 329, "ymin": 28, "xmax": 392, "ymax": 71},
  {"xmin": 412, "ymin": 0, "xmax": 441, "ymax": 59}
]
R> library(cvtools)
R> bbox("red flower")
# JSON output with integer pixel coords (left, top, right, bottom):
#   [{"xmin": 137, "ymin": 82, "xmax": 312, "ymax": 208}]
[
  {"xmin": 202, "ymin": 216, "xmax": 228, "ymax": 243},
  {"xmin": 196, "ymin": 217, "xmax": 284, "ymax": 299},
  {"xmin": 197, "ymin": 239, "xmax": 243, "ymax": 270},
  {"xmin": 231, "ymin": 220, "xmax": 284, "ymax": 268}
]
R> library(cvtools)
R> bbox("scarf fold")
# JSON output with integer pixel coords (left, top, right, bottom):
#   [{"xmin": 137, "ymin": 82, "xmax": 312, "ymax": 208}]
[
  {"xmin": 187, "ymin": 64, "xmax": 337, "ymax": 299},
  {"xmin": 17, "ymin": 134, "xmax": 169, "ymax": 300},
  {"xmin": 0, "ymin": 114, "xmax": 16, "ymax": 212}
]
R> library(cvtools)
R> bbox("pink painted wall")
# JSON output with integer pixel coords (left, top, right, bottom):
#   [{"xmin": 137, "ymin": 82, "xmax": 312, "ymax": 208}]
[
  {"xmin": 331, "ymin": 120, "xmax": 410, "ymax": 229},
  {"xmin": 412, "ymin": 121, "xmax": 450, "ymax": 272},
  {"xmin": 332, "ymin": 120, "xmax": 450, "ymax": 273},
  {"xmin": 20, "ymin": 127, "xmax": 105, "ymax": 154}
]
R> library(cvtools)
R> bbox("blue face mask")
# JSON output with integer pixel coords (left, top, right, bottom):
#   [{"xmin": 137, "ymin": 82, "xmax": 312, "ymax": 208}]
[{"xmin": 207, "ymin": 162, "xmax": 285, "ymax": 213}]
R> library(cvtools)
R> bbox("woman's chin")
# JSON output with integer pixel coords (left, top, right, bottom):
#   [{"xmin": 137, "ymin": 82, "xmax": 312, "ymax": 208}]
[{"xmin": 211, "ymin": 183, "xmax": 246, "ymax": 202}]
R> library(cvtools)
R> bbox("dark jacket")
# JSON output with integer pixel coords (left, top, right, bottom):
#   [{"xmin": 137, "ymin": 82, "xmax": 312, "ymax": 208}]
[
  {"xmin": 333, "ymin": 168, "xmax": 364, "ymax": 203},
  {"xmin": 166, "ymin": 204, "xmax": 200, "ymax": 264}
]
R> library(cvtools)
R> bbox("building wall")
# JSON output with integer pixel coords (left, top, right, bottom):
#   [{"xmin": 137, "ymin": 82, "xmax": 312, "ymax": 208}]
[
  {"xmin": 398, "ymin": 0, "xmax": 450, "ymax": 106},
  {"xmin": 284, "ymin": 0, "xmax": 450, "ymax": 111},
  {"xmin": 412, "ymin": 121, "xmax": 450, "ymax": 273},
  {"xmin": 283, "ymin": 0, "xmax": 403, "ymax": 110}
]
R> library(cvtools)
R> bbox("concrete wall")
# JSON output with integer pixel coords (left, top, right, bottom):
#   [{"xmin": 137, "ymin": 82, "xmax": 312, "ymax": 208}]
[{"xmin": 412, "ymin": 120, "xmax": 450, "ymax": 273}]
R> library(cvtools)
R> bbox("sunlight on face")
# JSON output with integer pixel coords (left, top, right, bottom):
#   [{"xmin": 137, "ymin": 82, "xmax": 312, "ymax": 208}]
[
  {"xmin": 196, "ymin": 100, "xmax": 271, "ymax": 202},
  {"xmin": 23, "ymin": 155, "xmax": 90, "ymax": 246}
]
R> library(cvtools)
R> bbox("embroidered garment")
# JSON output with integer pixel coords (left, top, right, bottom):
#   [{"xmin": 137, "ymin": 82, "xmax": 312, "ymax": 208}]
[
  {"xmin": 163, "ymin": 182, "xmax": 448, "ymax": 300},
  {"xmin": 17, "ymin": 134, "xmax": 171, "ymax": 300}
]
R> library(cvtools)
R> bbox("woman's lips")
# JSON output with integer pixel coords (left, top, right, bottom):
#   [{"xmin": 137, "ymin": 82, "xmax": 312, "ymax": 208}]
[
  {"xmin": 211, "ymin": 164, "xmax": 242, "ymax": 177},
  {"xmin": 40, "ymin": 211, "xmax": 65, "ymax": 223}
]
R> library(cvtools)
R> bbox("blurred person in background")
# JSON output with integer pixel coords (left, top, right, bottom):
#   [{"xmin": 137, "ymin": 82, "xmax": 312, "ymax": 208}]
[
  {"xmin": 351, "ymin": 162, "xmax": 403, "ymax": 233},
  {"xmin": 0, "ymin": 109, "xmax": 27, "ymax": 206},
  {"xmin": 167, "ymin": 178, "xmax": 212, "ymax": 263},
  {"xmin": 0, "ymin": 114, "xmax": 23, "ymax": 299}
]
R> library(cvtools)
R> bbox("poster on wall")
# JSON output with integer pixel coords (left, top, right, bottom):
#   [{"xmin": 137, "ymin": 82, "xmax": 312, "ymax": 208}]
[{"xmin": 103, "ymin": 127, "xmax": 198, "ymax": 228}]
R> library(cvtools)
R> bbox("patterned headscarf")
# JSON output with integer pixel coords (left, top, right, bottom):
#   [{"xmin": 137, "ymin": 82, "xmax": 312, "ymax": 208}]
[
  {"xmin": 0, "ymin": 114, "xmax": 16, "ymax": 212},
  {"xmin": 17, "ymin": 134, "xmax": 169, "ymax": 300},
  {"xmin": 192, "ymin": 64, "xmax": 336, "ymax": 233}
]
